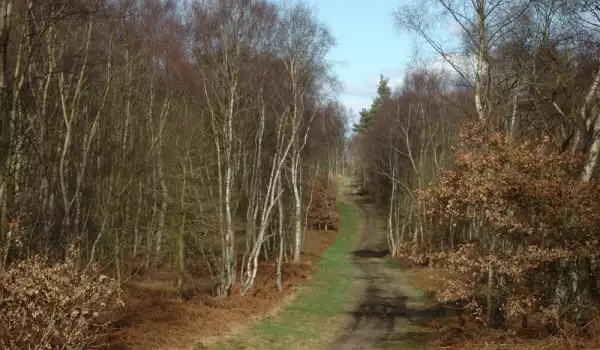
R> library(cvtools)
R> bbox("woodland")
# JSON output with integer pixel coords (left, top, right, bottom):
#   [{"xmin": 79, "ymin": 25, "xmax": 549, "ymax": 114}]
[
  {"xmin": 4, "ymin": 0, "xmax": 600, "ymax": 349},
  {"xmin": 0, "ymin": 0, "xmax": 345, "ymax": 348},
  {"xmin": 350, "ymin": 0, "xmax": 600, "ymax": 347}
]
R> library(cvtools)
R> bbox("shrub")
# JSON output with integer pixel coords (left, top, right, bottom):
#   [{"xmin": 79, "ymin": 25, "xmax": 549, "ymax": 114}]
[
  {"xmin": 0, "ymin": 251, "xmax": 122, "ymax": 349},
  {"xmin": 308, "ymin": 173, "xmax": 339, "ymax": 230},
  {"xmin": 422, "ymin": 122, "xmax": 600, "ymax": 328}
]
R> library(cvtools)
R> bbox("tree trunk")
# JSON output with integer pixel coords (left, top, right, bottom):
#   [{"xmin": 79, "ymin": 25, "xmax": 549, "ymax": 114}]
[
  {"xmin": 276, "ymin": 176, "xmax": 284, "ymax": 292},
  {"xmin": 387, "ymin": 178, "xmax": 397, "ymax": 257},
  {"xmin": 177, "ymin": 152, "xmax": 188, "ymax": 297},
  {"xmin": 291, "ymin": 150, "xmax": 302, "ymax": 263}
]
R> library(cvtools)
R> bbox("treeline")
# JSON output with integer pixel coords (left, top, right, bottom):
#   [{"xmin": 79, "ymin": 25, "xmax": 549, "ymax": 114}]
[
  {"xmin": 0, "ymin": 0, "xmax": 346, "ymax": 333},
  {"xmin": 351, "ymin": 0, "xmax": 600, "ymax": 335}
]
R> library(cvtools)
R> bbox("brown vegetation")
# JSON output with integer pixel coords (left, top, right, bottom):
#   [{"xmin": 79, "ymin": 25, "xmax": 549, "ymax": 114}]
[
  {"xmin": 350, "ymin": 0, "xmax": 600, "ymax": 348},
  {"xmin": 0, "ymin": 0, "xmax": 346, "ymax": 348},
  {"xmin": 0, "ymin": 246, "xmax": 121, "ymax": 349},
  {"xmin": 8, "ymin": 0, "xmax": 600, "ymax": 347},
  {"xmin": 109, "ymin": 228, "xmax": 337, "ymax": 349},
  {"xmin": 407, "ymin": 265, "xmax": 600, "ymax": 350}
]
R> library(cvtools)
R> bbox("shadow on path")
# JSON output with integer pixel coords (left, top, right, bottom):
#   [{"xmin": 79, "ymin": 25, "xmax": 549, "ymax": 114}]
[
  {"xmin": 331, "ymin": 190, "xmax": 441, "ymax": 350},
  {"xmin": 351, "ymin": 249, "xmax": 390, "ymax": 259}
]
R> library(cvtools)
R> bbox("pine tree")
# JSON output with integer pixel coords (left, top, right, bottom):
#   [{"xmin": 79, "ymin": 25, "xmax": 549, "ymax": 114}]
[
  {"xmin": 352, "ymin": 108, "xmax": 372, "ymax": 133},
  {"xmin": 371, "ymin": 74, "xmax": 392, "ymax": 115},
  {"xmin": 351, "ymin": 75, "xmax": 391, "ymax": 133}
]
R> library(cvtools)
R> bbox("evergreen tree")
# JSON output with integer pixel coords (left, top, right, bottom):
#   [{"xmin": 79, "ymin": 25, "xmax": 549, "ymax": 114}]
[
  {"xmin": 352, "ymin": 108, "xmax": 372, "ymax": 133},
  {"xmin": 352, "ymin": 75, "xmax": 391, "ymax": 133}
]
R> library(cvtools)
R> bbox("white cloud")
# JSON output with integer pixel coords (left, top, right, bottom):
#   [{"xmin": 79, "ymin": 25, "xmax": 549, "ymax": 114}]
[
  {"xmin": 338, "ymin": 53, "xmax": 476, "ymax": 114},
  {"xmin": 427, "ymin": 52, "xmax": 476, "ymax": 85},
  {"xmin": 339, "ymin": 95, "xmax": 371, "ymax": 113},
  {"xmin": 337, "ymin": 66, "xmax": 407, "ymax": 117},
  {"xmin": 338, "ymin": 95, "xmax": 371, "ymax": 127},
  {"xmin": 342, "ymin": 66, "xmax": 407, "ymax": 99},
  {"xmin": 343, "ymin": 83, "xmax": 376, "ymax": 98},
  {"xmin": 446, "ymin": 21, "xmax": 463, "ymax": 37}
]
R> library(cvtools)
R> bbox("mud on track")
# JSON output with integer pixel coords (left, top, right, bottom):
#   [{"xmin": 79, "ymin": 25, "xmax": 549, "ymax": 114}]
[{"xmin": 328, "ymin": 191, "xmax": 440, "ymax": 350}]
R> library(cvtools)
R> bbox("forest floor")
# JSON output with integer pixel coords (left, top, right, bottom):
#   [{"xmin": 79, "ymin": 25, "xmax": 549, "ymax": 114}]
[
  {"xmin": 135, "ymin": 179, "xmax": 600, "ymax": 350},
  {"xmin": 327, "ymin": 191, "xmax": 440, "ymax": 350},
  {"xmin": 206, "ymin": 181, "xmax": 439, "ymax": 350},
  {"xmin": 108, "ymin": 221, "xmax": 339, "ymax": 349}
]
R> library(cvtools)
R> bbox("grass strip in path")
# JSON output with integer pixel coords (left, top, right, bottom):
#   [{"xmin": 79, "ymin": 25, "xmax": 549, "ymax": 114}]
[{"xmin": 210, "ymin": 201, "xmax": 359, "ymax": 350}]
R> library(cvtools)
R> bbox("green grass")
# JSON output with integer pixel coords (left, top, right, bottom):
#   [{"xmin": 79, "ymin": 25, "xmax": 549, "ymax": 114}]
[
  {"xmin": 383, "ymin": 257, "xmax": 399, "ymax": 270},
  {"xmin": 210, "ymin": 200, "xmax": 359, "ymax": 350},
  {"xmin": 410, "ymin": 280, "xmax": 426, "ymax": 299},
  {"xmin": 337, "ymin": 175, "xmax": 351, "ymax": 187}
]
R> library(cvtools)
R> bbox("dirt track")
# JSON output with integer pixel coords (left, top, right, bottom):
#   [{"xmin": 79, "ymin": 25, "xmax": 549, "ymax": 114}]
[
  {"xmin": 202, "ymin": 182, "xmax": 438, "ymax": 350},
  {"xmin": 328, "ymin": 189, "xmax": 436, "ymax": 349}
]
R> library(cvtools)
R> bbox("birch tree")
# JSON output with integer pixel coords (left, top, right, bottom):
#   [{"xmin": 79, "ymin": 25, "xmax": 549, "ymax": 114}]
[{"xmin": 278, "ymin": 1, "xmax": 335, "ymax": 262}]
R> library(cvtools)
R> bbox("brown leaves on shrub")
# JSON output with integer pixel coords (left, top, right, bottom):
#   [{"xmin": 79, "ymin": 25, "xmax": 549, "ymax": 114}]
[
  {"xmin": 308, "ymin": 173, "xmax": 339, "ymax": 230},
  {"xmin": 421, "ymin": 121, "xmax": 600, "ymax": 323},
  {"xmin": 0, "ymin": 250, "xmax": 122, "ymax": 349}
]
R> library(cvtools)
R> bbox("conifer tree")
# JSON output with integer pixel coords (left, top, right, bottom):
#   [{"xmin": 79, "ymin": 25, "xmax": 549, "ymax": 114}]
[{"xmin": 352, "ymin": 75, "xmax": 392, "ymax": 133}]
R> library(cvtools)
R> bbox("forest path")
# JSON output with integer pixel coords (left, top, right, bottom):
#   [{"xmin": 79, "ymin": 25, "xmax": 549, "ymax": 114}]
[
  {"xmin": 327, "ymin": 186, "xmax": 435, "ymax": 349},
  {"xmin": 205, "ymin": 180, "xmax": 436, "ymax": 350}
]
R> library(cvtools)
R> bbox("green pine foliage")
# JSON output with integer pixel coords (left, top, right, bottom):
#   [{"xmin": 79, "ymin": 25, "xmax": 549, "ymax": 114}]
[{"xmin": 352, "ymin": 75, "xmax": 392, "ymax": 133}]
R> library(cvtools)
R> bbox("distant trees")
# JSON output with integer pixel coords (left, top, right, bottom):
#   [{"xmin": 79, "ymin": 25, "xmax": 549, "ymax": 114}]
[
  {"xmin": 351, "ymin": 75, "xmax": 394, "ymax": 190},
  {"xmin": 0, "ymin": 3, "xmax": 346, "ymax": 343},
  {"xmin": 351, "ymin": 70, "xmax": 463, "ymax": 255},
  {"xmin": 350, "ymin": 0, "xmax": 600, "ymax": 333}
]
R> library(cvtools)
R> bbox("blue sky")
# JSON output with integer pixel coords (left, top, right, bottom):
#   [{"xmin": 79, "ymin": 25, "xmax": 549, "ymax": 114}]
[
  {"xmin": 293, "ymin": 0, "xmax": 459, "ymax": 127},
  {"xmin": 305, "ymin": 0, "xmax": 417, "ymax": 124}
]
